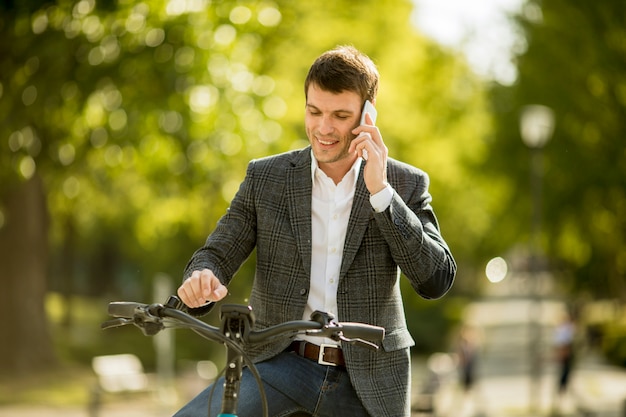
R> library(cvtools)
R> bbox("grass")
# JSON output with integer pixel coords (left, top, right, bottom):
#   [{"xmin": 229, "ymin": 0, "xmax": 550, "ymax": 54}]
[{"xmin": 0, "ymin": 362, "xmax": 94, "ymax": 406}]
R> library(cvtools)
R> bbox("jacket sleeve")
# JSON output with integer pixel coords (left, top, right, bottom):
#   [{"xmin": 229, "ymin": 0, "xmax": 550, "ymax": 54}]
[{"xmin": 375, "ymin": 164, "xmax": 456, "ymax": 299}]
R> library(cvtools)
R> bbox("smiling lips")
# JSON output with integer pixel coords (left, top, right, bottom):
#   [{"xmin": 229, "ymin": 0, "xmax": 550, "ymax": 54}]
[{"xmin": 316, "ymin": 136, "xmax": 338, "ymax": 146}]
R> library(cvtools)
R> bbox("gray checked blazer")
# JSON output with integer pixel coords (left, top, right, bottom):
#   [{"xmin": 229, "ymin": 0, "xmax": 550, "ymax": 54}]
[{"xmin": 184, "ymin": 146, "xmax": 456, "ymax": 417}]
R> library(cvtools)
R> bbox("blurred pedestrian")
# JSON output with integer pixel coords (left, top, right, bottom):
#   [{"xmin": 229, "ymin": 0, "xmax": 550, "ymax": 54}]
[
  {"xmin": 453, "ymin": 325, "xmax": 486, "ymax": 417},
  {"xmin": 457, "ymin": 325, "xmax": 479, "ymax": 393},
  {"xmin": 552, "ymin": 311, "xmax": 577, "ymax": 413}
]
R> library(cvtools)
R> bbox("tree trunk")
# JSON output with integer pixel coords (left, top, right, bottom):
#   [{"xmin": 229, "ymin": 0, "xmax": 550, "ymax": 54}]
[{"xmin": 0, "ymin": 175, "xmax": 56, "ymax": 375}]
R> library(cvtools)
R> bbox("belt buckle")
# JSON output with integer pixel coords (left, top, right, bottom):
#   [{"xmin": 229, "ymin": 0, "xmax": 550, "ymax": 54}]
[{"xmin": 318, "ymin": 343, "xmax": 338, "ymax": 366}]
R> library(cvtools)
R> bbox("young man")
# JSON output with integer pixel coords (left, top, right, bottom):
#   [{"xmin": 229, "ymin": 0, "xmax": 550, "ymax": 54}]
[{"xmin": 175, "ymin": 45, "xmax": 456, "ymax": 417}]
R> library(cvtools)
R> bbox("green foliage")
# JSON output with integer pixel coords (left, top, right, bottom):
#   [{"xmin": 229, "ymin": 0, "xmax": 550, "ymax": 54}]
[
  {"xmin": 602, "ymin": 320, "xmax": 626, "ymax": 367},
  {"xmin": 0, "ymin": 0, "xmax": 499, "ymax": 363},
  {"xmin": 1, "ymin": 0, "xmax": 288, "ymax": 297},
  {"xmin": 262, "ymin": 0, "xmax": 495, "ymax": 296},
  {"xmin": 486, "ymin": 0, "xmax": 626, "ymax": 299},
  {"xmin": 402, "ymin": 279, "xmax": 468, "ymax": 353},
  {"xmin": 1, "ymin": 0, "xmax": 492, "ymax": 298}
]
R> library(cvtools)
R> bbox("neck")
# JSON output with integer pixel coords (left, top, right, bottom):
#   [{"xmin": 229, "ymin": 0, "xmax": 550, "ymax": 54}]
[{"xmin": 318, "ymin": 155, "xmax": 358, "ymax": 185}]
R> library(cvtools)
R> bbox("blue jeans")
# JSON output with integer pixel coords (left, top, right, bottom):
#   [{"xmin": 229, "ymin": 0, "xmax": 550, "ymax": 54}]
[{"xmin": 173, "ymin": 351, "xmax": 370, "ymax": 417}]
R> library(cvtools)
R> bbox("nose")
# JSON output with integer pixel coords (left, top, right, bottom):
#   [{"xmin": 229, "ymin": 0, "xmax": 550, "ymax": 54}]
[{"xmin": 318, "ymin": 115, "xmax": 335, "ymax": 135}]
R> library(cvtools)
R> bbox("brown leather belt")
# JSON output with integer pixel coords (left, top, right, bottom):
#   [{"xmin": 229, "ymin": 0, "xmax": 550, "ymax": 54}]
[{"xmin": 288, "ymin": 341, "xmax": 345, "ymax": 367}]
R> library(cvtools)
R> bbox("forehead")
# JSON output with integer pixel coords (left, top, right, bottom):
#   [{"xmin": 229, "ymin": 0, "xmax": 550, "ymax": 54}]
[{"xmin": 306, "ymin": 84, "xmax": 361, "ymax": 110}]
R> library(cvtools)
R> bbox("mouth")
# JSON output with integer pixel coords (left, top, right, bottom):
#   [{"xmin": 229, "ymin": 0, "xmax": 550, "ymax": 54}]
[{"xmin": 316, "ymin": 136, "xmax": 339, "ymax": 147}]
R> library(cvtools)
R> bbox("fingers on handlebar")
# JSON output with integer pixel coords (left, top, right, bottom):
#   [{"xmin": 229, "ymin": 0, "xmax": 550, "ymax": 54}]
[{"xmin": 178, "ymin": 269, "xmax": 228, "ymax": 308}]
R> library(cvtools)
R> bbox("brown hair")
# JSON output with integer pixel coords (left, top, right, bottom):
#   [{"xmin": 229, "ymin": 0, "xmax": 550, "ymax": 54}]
[{"xmin": 304, "ymin": 45, "xmax": 379, "ymax": 103}]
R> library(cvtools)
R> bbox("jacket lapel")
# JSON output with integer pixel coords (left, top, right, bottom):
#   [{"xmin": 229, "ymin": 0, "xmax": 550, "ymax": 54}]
[
  {"xmin": 340, "ymin": 164, "xmax": 371, "ymax": 279},
  {"xmin": 285, "ymin": 149, "xmax": 313, "ymax": 276},
  {"xmin": 285, "ymin": 151, "xmax": 371, "ymax": 281}
]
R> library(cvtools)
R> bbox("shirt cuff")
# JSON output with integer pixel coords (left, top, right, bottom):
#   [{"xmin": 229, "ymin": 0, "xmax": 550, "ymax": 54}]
[{"xmin": 370, "ymin": 184, "xmax": 393, "ymax": 213}]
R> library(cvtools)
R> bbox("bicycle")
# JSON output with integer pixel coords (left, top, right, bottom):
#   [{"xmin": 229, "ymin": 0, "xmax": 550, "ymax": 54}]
[{"xmin": 101, "ymin": 295, "xmax": 385, "ymax": 417}]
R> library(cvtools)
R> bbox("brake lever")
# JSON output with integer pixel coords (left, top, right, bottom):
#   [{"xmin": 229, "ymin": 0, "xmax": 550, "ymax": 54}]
[
  {"xmin": 101, "ymin": 318, "xmax": 134, "ymax": 330},
  {"xmin": 307, "ymin": 311, "xmax": 381, "ymax": 351},
  {"xmin": 102, "ymin": 303, "xmax": 165, "ymax": 336},
  {"xmin": 336, "ymin": 334, "xmax": 380, "ymax": 351}
]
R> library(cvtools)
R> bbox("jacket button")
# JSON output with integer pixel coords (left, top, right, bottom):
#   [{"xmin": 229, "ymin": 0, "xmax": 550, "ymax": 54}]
[{"xmin": 299, "ymin": 288, "xmax": 308, "ymax": 296}]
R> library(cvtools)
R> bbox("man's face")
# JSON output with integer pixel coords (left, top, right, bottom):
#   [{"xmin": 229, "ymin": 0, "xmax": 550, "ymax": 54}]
[{"xmin": 305, "ymin": 83, "xmax": 362, "ymax": 168}]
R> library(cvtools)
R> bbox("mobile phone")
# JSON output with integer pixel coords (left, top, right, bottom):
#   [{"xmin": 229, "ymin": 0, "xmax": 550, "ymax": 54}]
[{"xmin": 360, "ymin": 100, "xmax": 377, "ymax": 125}]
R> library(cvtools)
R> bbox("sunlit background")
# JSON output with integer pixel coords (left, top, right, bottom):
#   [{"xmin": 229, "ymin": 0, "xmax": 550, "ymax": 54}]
[
  {"xmin": 413, "ymin": 0, "xmax": 523, "ymax": 85},
  {"xmin": 0, "ymin": 0, "xmax": 624, "ymax": 416}
]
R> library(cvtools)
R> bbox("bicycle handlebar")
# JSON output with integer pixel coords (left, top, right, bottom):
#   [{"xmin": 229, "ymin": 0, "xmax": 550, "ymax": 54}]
[
  {"xmin": 104, "ymin": 296, "xmax": 385, "ymax": 347},
  {"xmin": 103, "ymin": 295, "xmax": 385, "ymax": 417}
]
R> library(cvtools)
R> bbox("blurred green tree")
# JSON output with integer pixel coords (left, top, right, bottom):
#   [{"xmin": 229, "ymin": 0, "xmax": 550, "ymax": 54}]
[
  {"xmin": 0, "ymin": 0, "xmax": 493, "ymax": 374},
  {"xmin": 0, "ymin": 0, "xmax": 285, "ymax": 374},
  {"xmin": 486, "ymin": 0, "xmax": 626, "ymax": 300}
]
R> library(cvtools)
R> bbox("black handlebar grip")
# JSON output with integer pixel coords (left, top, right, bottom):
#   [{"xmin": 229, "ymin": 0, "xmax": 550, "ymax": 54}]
[
  {"xmin": 339, "ymin": 323, "xmax": 385, "ymax": 342},
  {"xmin": 108, "ymin": 301, "xmax": 146, "ymax": 318}
]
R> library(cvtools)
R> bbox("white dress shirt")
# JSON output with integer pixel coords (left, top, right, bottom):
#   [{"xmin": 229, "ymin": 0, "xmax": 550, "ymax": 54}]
[{"xmin": 300, "ymin": 153, "xmax": 393, "ymax": 346}]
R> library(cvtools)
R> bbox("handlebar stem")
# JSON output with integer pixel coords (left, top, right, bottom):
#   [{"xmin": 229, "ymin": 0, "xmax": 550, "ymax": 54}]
[{"xmin": 219, "ymin": 305, "xmax": 255, "ymax": 415}]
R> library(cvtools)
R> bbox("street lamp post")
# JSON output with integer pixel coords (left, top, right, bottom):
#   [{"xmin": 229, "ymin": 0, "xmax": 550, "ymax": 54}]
[{"xmin": 519, "ymin": 104, "xmax": 555, "ymax": 414}]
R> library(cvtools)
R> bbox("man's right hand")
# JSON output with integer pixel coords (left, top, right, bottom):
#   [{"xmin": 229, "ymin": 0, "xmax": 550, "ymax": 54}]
[{"xmin": 177, "ymin": 268, "xmax": 228, "ymax": 308}]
